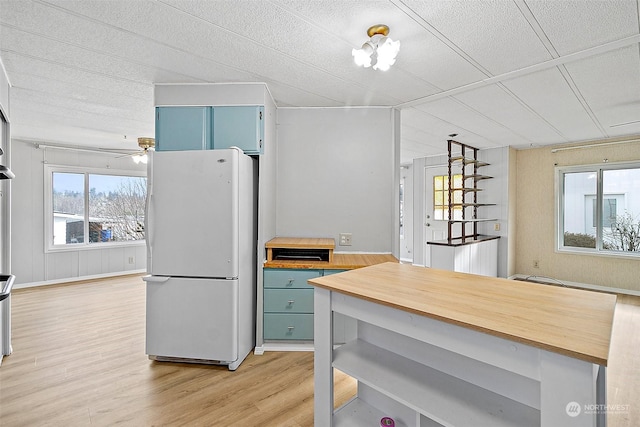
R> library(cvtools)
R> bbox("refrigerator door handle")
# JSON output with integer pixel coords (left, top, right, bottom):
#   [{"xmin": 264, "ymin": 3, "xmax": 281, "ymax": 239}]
[
  {"xmin": 145, "ymin": 192, "xmax": 153, "ymax": 267},
  {"xmin": 142, "ymin": 275, "xmax": 170, "ymax": 283},
  {"xmin": 145, "ymin": 155, "xmax": 153, "ymax": 271}
]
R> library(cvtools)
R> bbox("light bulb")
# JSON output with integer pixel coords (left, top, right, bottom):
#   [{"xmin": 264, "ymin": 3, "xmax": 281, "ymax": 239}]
[
  {"xmin": 375, "ymin": 37, "xmax": 400, "ymax": 67},
  {"xmin": 132, "ymin": 153, "xmax": 148, "ymax": 164},
  {"xmin": 352, "ymin": 42, "xmax": 374, "ymax": 68}
]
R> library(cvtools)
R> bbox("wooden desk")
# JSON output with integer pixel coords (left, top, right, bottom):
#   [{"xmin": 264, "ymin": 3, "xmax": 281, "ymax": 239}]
[{"xmin": 309, "ymin": 262, "xmax": 616, "ymax": 426}]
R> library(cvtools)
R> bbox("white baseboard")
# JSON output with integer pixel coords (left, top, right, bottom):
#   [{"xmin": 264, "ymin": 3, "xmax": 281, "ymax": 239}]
[
  {"xmin": 255, "ymin": 342, "xmax": 315, "ymax": 353},
  {"xmin": 509, "ymin": 274, "xmax": 640, "ymax": 297},
  {"xmin": 13, "ymin": 269, "xmax": 146, "ymax": 290}
]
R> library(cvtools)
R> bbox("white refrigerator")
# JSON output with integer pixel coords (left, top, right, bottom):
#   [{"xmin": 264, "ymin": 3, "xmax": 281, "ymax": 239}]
[{"xmin": 143, "ymin": 148, "xmax": 257, "ymax": 371}]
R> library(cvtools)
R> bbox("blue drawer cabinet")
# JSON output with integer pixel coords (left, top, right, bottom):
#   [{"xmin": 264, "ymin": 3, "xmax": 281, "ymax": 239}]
[
  {"xmin": 263, "ymin": 269, "xmax": 321, "ymax": 341},
  {"xmin": 155, "ymin": 107, "xmax": 212, "ymax": 151},
  {"xmin": 155, "ymin": 105, "xmax": 264, "ymax": 154}
]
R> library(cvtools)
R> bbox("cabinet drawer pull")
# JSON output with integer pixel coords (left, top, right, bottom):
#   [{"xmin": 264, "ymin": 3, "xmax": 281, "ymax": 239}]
[
  {"xmin": 287, "ymin": 326, "xmax": 295, "ymax": 330},
  {"xmin": 287, "ymin": 278, "xmax": 294, "ymax": 285},
  {"xmin": 287, "ymin": 300, "xmax": 295, "ymax": 305}
]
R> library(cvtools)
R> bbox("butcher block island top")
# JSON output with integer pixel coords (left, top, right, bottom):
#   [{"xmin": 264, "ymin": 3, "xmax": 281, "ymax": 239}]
[
  {"xmin": 308, "ymin": 262, "xmax": 617, "ymax": 366},
  {"xmin": 264, "ymin": 237, "xmax": 397, "ymax": 269}
]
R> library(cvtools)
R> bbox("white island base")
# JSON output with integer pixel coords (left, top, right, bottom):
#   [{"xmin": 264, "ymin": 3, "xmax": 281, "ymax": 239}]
[{"xmin": 310, "ymin": 263, "xmax": 614, "ymax": 427}]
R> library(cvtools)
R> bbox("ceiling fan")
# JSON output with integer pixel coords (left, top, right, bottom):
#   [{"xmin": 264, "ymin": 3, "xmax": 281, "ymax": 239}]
[
  {"xmin": 108, "ymin": 137, "xmax": 155, "ymax": 163},
  {"xmin": 129, "ymin": 137, "xmax": 155, "ymax": 164}
]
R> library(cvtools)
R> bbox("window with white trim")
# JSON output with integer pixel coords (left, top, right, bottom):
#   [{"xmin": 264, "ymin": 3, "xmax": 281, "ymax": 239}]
[
  {"xmin": 45, "ymin": 165, "xmax": 146, "ymax": 250},
  {"xmin": 557, "ymin": 162, "xmax": 640, "ymax": 255}
]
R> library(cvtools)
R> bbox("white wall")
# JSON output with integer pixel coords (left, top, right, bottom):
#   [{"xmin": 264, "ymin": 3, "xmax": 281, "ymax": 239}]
[
  {"xmin": 11, "ymin": 140, "xmax": 147, "ymax": 287},
  {"xmin": 276, "ymin": 107, "xmax": 400, "ymax": 254}
]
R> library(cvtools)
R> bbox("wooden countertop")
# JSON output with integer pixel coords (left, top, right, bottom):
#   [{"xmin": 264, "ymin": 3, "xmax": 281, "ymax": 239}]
[
  {"xmin": 308, "ymin": 262, "xmax": 617, "ymax": 366},
  {"xmin": 266, "ymin": 237, "xmax": 335, "ymax": 249},
  {"xmin": 264, "ymin": 253, "xmax": 398, "ymax": 270}
]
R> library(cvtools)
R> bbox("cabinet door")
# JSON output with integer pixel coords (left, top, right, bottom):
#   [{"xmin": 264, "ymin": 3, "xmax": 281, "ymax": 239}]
[
  {"xmin": 213, "ymin": 106, "xmax": 264, "ymax": 155},
  {"xmin": 155, "ymin": 106, "xmax": 212, "ymax": 151}
]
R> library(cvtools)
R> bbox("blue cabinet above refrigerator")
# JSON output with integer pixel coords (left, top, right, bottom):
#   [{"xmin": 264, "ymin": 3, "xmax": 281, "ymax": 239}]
[{"xmin": 155, "ymin": 105, "xmax": 264, "ymax": 155}]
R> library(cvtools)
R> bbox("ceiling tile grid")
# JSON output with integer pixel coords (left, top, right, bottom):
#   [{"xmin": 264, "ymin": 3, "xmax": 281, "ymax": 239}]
[
  {"xmin": 0, "ymin": 0, "xmax": 638, "ymax": 158},
  {"xmin": 400, "ymin": 0, "xmax": 554, "ymax": 75}
]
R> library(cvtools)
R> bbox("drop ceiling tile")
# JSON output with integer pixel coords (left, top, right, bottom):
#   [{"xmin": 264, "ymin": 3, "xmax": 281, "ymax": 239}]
[
  {"xmin": 0, "ymin": 51, "xmax": 153, "ymax": 101},
  {"xmin": 415, "ymin": 97, "xmax": 534, "ymax": 147},
  {"xmin": 264, "ymin": 80, "xmax": 344, "ymax": 108},
  {"xmin": 11, "ymin": 88, "xmax": 151, "ymax": 131},
  {"xmin": 401, "ymin": 0, "xmax": 553, "ymax": 75},
  {"xmin": 9, "ymin": 72, "xmax": 152, "ymax": 122},
  {"xmin": 402, "ymin": 106, "xmax": 497, "ymax": 149},
  {"xmin": 1, "ymin": 26, "xmax": 205, "ymax": 85},
  {"xmin": 453, "ymin": 84, "xmax": 569, "ymax": 144},
  {"xmin": 563, "ymin": 46, "xmax": 640, "ymax": 129},
  {"xmin": 501, "ymin": 67, "xmax": 605, "ymax": 142},
  {"xmin": 524, "ymin": 0, "xmax": 639, "ymax": 55}
]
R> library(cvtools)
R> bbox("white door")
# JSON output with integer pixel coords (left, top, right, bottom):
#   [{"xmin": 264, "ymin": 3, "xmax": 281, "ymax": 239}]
[
  {"xmin": 423, "ymin": 166, "xmax": 449, "ymax": 267},
  {"xmin": 148, "ymin": 150, "xmax": 239, "ymax": 278},
  {"xmin": 145, "ymin": 276, "xmax": 238, "ymax": 362}
]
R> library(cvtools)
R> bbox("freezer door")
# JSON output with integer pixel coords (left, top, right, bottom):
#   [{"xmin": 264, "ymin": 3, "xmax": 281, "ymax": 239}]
[
  {"xmin": 148, "ymin": 149, "xmax": 239, "ymax": 278},
  {"xmin": 145, "ymin": 276, "xmax": 238, "ymax": 362}
]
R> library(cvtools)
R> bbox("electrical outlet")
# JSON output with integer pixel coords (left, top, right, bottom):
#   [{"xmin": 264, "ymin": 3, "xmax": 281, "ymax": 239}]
[
  {"xmin": 128, "ymin": 256, "xmax": 135, "ymax": 264},
  {"xmin": 494, "ymin": 223, "xmax": 500, "ymax": 232},
  {"xmin": 339, "ymin": 233, "xmax": 352, "ymax": 246},
  {"xmin": 533, "ymin": 260, "xmax": 539, "ymax": 268}
]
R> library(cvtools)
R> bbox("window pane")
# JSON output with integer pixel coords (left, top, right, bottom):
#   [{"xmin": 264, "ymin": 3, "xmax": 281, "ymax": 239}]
[
  {"xmin": 434, "ymin": 191, "xmax": 443, "ymax": 206},
  {"xmin": 53, "ymin": 172, "xmax": 85, "ymax": 245},
  {"xmin": 434, "ymin": 176, "xmax": 443, "ymax": 191},
  {"xmin": 563, "ymin": 171, "xmax": 596, "ymax": 248},
  {"xmin": 602, "ymin": 168, "xmax": 640, "ymax": 252},
  {"xmin": 88, "ymin": 174, "xmax": 147, "ymax": 242}
]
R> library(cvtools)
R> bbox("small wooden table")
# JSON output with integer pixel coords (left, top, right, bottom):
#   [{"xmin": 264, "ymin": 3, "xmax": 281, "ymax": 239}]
[{"xmin": 309, "ymin": 262, "xmax": 616, "ymax": 426}]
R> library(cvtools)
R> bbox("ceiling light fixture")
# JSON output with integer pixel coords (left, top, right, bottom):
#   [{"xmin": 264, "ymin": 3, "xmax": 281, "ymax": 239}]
[
  {"xmin": 132, "ymin": 137, "xmax": 155, "ymax": 164},
  {"xmin": 352, "ymin": 24, "xmax": 400, "ymax": 71}
]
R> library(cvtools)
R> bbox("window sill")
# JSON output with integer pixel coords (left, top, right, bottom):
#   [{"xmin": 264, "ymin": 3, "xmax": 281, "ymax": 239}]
[{"xmin": 46, "ymin": 240, "xmax": 145, "ymax": 253}]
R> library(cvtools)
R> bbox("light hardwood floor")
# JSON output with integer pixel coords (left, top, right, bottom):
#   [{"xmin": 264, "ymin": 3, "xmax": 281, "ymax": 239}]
[{"xmin": 0, "ymin": 274, "xmax": 637, "ymax": 426}]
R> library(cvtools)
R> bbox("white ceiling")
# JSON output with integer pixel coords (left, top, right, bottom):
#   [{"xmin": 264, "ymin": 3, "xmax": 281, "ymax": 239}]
[{"xmin": 1, "ymin": 0, "xmax": 639, "ymax": 164}]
